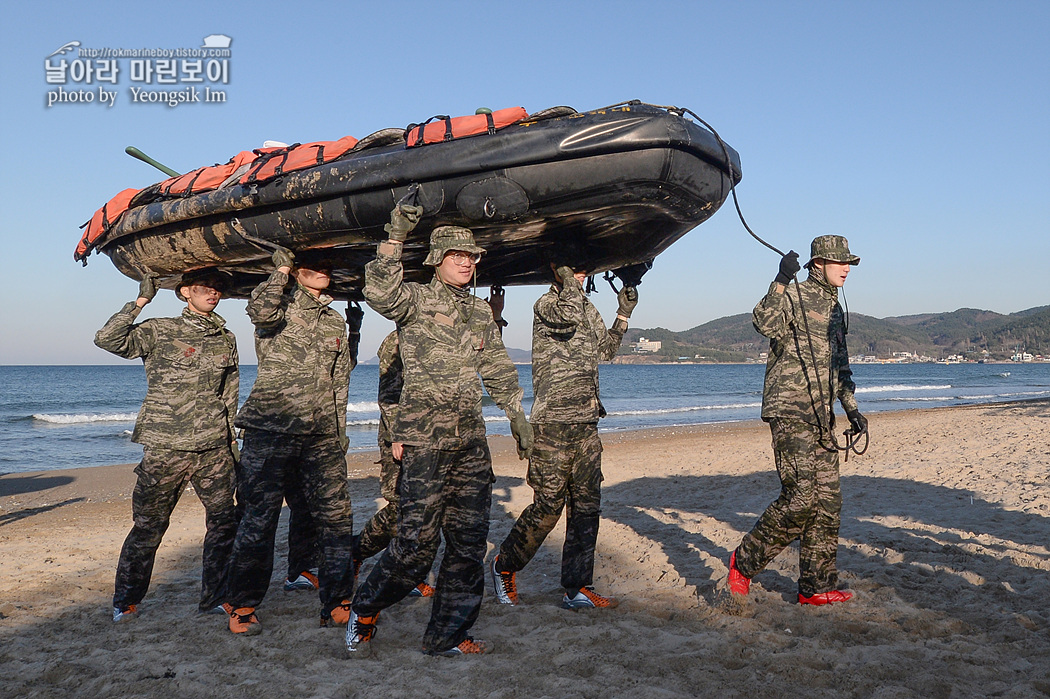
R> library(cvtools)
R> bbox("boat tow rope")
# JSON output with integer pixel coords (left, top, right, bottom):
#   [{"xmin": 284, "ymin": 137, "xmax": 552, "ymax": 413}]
[{"xmin": 619, "ymin": 100, "xmax": 869, "ymax": 457}]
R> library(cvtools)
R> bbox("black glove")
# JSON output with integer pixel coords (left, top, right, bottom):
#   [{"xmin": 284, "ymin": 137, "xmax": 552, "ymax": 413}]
[
  {"xmin": 272, "ymin": 246, "xmax": 295, "ymax": 270},
  {"xmin": 617, "ymin": 286, "xmax": 638, "ymax": 318},
  {"xmin": 384, "ymin": 204, "xmax": 423, "ymax": 242},
  {"xmin": 508, "ymin": 411, "xmax": 534, "ymax": 460},
  {"xmin": 775, "ymin": 251, "xmax": 801, "ymax": 285},
  {"xmin": 137, "ymin": 274, "xmax": 158, "ymax": 303},
  {"xmin": 846, "ymin": 409, "xmax": 868, "ymax": 435},
  {"xmin": 345, "ymin": 302, "xmax": 364, "ymax": 333}
]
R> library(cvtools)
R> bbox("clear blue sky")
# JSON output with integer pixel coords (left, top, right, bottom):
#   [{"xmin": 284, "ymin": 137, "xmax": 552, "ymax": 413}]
[{"xmin": 1, "ymin": 1, "xmax": 1047, "ymax": 364}]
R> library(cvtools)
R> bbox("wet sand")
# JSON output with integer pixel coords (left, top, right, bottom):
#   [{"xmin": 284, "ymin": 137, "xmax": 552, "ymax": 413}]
[{"xmin": 1, "ymin": 400, "xmax": 1049, "ymax": 698}]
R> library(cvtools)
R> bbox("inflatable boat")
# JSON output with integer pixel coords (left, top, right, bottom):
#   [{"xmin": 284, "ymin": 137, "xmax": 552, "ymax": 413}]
[{"xmin": 75, "ymin": 101, "xmax": 742, "ymax": 299}]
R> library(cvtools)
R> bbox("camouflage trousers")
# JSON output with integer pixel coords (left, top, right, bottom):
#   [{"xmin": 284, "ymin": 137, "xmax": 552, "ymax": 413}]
[
  {"xmin": 355, "ymin": 440, "xmax": 401, "ymax": 561},
  {"xmin": 735, "ymin": 418, "xmax": 842, "ymax": 596},
  {"xmin": 232, "ymin": 459, "xmax": 319, "ymax": 583},
  {"xmin": 225, "ymin": 429, "xmax": 354, "ymax": 616},
  {"xmin": 113, "ymin": 446, "xmax": 237, "ymax": 612},
  {"xmin": 353, "ymin": 443, "xmax": 493, "ymax": 653},
  {"xmin": 496, "ymin": 423, "xmax": 603, "ymax": 590},
  {"xmin": 283, "ymin": 474, "xmax": 320, "ymax": 582}
]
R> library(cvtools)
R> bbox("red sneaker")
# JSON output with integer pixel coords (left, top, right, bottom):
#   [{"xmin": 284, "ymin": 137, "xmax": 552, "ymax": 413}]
[
  {"xmin": 798, "ymin": 590, "xmax": 853, "ymax": 606},
  {"xmin": 727, "ymin": 551, "xmax": 751, "ymax": 596}
]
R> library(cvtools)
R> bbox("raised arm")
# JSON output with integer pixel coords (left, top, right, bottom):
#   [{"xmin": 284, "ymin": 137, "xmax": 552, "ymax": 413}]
[
  {"xmin": 363, "ymin": 204, "xmax": 422, "ymax": 324},
  {"xmin": 247, "ymin": 248, "xmax": 295, "ymax": 331},
  {"xmin": 94, "ymin": 275, "xmax": 160, "ymax": 359}
]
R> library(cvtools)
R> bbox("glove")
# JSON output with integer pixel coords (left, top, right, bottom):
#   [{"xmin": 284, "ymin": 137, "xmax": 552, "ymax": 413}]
[
  {"xmin": 554, "ymin": 265, "xmax": 579, "ymax": 286},
  {"xmin": 845, "ymin": 409, "xmax": 868, "ymax": 435},
  {"xmin": 137, "ymin": 274, "xmax": 159, "ymax": 303},
  {"xmin": 508, "ymin": 411, "xmax": 534, "ymax": 460},
  {"xmin": 486, "ymin": 285, "xmax": 505, "ymax": 318},
  {"xmin": 345, "ymin": 301, "xmax": 364, "ymax": 333},
  {"xmin": 384, "ymin": 203, "xmax": 423, "ymax": 242},
  {"xmin": 229, "ymin": 440, "xmax": 241, "ymax": 466},
  {"xmin": 617, "ymin": 286, "xmax": 638, "ymax": 318},
  {"xmin": 272, "ymin": 245, "xmax": 295, "ymax": 270},
  {"xmin": 775, "ymin": 251, "xmax": 801, "ymax": 285}
]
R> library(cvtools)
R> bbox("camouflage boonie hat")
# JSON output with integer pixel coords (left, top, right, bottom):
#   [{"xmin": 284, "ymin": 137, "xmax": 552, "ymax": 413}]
[
  {"xmin": 423, "ymin": 226, "xmax": 486, "ymax": 266},
  {"xmin": 808, "ymin": 235, "xmax": 860, "ymax": 266},
  {"xmin": 175, "ymin": 269, "xmax": 231, "ymax": 301}
]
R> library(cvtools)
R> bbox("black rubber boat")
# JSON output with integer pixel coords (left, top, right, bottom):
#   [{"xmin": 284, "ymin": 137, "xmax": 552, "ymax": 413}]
[{"xmin": 75, "ymin": 101, "xmax": 742, "ymax": 299}]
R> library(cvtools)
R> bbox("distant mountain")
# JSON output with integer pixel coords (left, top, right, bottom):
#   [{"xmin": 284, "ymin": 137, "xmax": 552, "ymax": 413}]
[{"xmin": 619, "ymin": 305, "xmax": 1050, "ymax": 362}]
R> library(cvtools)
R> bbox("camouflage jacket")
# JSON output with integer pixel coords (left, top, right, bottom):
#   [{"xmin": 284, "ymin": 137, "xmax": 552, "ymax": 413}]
[
  {"xmin": 95, "ymin": 302, "xmax": 238, "ymax": 451},
  {"xmin": 753, "ymin": 273, "xmax": 858, "ymax": 427},
  {"xmin": 235, "ymin": 270, "xmax": 351, "ymax": 437},
  {"xmin": 376, "ymin": 330, "xmax": 403, "ymax": 445},
  {"xmin": 530, "ymin": 281, "xmax": 627, "ymax": 424},
  {"xmin": 363, "ymin": 243, "xmax": 525, "ymax": 450}
]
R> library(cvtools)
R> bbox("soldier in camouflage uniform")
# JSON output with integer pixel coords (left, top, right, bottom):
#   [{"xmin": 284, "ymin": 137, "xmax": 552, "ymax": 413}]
[
  {"xmin": 728, "ymin": 236, "xmax": 867, "ymax": 606},
  {"xmin": 492, "ymin": 262, "xmax": 637, "ymax": 610},
  {"xmin": 351, "ymin": 329, "xmax": 433, "ymax": 598},
  {"xmin": 346, "ymin": 203, "xmax": 533, "ymax": 657},
  {"xmin": 95, "ymin": 270, "xmax": 239, "ymax": 622},
  {"xmin": 283, "ymin": 302, "xmax": 364, "ymax": 594},
  {"xmin": 223, "ymin": 249, "xmax": 356, "ymax": 634}
]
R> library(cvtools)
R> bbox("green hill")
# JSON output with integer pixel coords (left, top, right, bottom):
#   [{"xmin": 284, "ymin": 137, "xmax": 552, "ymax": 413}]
[{"xmin": 619, "ymin": 305, "xmax": 1050, "ymax": 362}]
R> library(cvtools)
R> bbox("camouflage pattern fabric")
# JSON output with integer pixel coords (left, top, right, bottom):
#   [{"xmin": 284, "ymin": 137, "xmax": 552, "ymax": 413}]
[
  {"xmin": 113, "ymin": 446, "xmax": 237, "ymax": 612},
  {"xmin": 356, "ymin": 240, "xmax": 522, "ymax": 652},
  {"xmin": 234, "ymin": 271, "xmax": 351, "ymax": 439},
  {"xmin": 496, "ymin": 423, "xmax": 604, "ymax": 589},
  {"xmin": 281, "ymin": 312, "xmax": 362, "ymax": 581},
  {"xmin": 95, "ymin": 302, "xmax": 239, "ymax": 450},
  {"xmin": 752, "ymin": 272, "xmax": 858, "ymax": 430},
  {"xmin": 357, "ymin": 330, "xmax": 405, "ymax": 559},
  {"xmin": 283, "ymin": 476, "xmax": 319, "ymax": 582},
  {"xmin": 362, "ymin": 245, "xmax": 526, "ymax": 449},
  {"xmin": 226, "ymin": 270, "xmax": 355, "ymax": 618},
  {"xmin": 225, "ymin": 429, "xmax": 354, "ymax": 615},
  {"xmin": 375, "ymin": 330, "xmax": 403, "ymax": 448},
  {"xmin": 352, "ymin": 443, "xmax": 494, "ymax": 653},
  {"xmin": 529, "ymin": 280, "xmax": 627, "ymax": 424},
  {"xmin": 733, "ymin": 419, "xmax": 842, "ymax": 596}
]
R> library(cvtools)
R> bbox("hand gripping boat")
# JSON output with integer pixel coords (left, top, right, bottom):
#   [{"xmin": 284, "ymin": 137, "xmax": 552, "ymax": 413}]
[{"xmin": 75, "ymin": 101, "xmax": 742, "ymax": 298}]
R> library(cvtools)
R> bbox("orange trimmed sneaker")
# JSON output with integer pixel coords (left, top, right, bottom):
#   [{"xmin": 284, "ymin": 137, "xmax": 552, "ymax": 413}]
[
  {"xmin": 727, "ymin": 551, "xmax": 751, "ymax": 596},
  {"xmin": 798, "ymin": 590, "xmax": 853, "ymax": 606},
  {"xmin": 112, "ymin": 604, "xmax": 138, "ymax": 623},
  {"xmin": 562, "ymin": 587, "xmax": 619, "ymax": 610},
  {"xmin": 410, "ymin": 582, "xmax": 435, "ymax": 598},
  {"xmin": 229, "ymin": 607, "xmax": 262, "ymax": 635},
  {"xmin": 322, "ymin": 599, "xmax": 353, "ymax": 627},
  {"xmin": 491, "ymin": 556, "xmax": 518, "ymax": 605},
  {"xmin": 284, "ymin": 570, "xmax": 319, "ymax": 591},
  {"xmin": 431, "ymin": 637, "xmax": 492, "ymax": 656},
  {"xmin": 345, "ymin": 609, "xmax": 379, "ymax": 656}
]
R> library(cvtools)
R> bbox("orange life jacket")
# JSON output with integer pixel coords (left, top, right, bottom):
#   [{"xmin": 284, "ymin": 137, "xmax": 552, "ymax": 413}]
[{"xmin": 405, "ymin": 107, "xmax": 527, "ymax": 147}]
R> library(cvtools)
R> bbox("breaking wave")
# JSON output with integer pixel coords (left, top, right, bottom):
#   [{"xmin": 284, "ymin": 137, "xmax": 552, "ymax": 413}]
[{"xmin": 32, "ymin": 413, "xmax": 137, "ymax": 424}]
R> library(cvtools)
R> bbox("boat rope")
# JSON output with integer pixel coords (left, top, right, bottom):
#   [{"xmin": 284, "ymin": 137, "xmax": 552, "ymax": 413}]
[{"xmin": 616, "ymin": 100, "xmax": 869, "ymax": 456}]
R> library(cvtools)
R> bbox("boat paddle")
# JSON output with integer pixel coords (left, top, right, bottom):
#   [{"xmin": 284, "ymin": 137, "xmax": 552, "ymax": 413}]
[{"xmin": 125, "ymin": 146, "xmax": 180, "ymax": 178}]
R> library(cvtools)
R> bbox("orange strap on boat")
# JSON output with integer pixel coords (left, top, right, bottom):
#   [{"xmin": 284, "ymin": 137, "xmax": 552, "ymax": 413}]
[
  {"xmin": 405, "ymin": 107, "xmax": 527, "ymax": 147},
  {"xmin": 75, "ymin": 187, "xmax": 142, "ymax": 262}
]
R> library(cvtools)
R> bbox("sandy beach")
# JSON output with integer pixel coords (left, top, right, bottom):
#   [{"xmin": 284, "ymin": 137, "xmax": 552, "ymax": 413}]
[{"xmin": 1, "ymin": 400, "xmax": 1049, "ymax": 698}]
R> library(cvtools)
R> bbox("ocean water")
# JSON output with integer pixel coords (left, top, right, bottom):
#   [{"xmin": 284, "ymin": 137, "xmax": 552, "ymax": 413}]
[{"xmin": 1, "ymin": 362, "xmax": 1048, "ymax": 475}]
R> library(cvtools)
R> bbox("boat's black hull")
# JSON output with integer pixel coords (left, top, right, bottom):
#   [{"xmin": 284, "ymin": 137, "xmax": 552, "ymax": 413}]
[{"xmin": 94, "ymin": 103, "xmax": 742, "ymax": 299}]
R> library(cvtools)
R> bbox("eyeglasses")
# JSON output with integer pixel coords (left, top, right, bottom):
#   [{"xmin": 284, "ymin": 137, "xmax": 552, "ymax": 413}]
[{"xmin": 445, "ymin": 251, "xmax": 482, "ymax": 265}]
